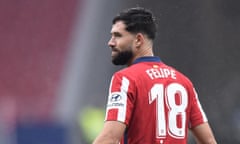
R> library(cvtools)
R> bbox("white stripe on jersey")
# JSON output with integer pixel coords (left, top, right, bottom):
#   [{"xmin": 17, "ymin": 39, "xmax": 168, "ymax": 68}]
[
  {"xmin": 118, "ymin": 76, "xmax": 129, "ymax": 122},
  {"xmin": 105, "ymin": 76, "xmax": 130, "ymax": 123},
  {"xmin": 194, "ymin": 88, "xmax": 208, "ymax": 122}
]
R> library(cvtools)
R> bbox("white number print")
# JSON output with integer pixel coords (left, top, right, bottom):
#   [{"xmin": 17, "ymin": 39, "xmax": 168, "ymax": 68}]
[{"xmin": 149, "ymin": 83, "xmax": 188, "ymax": 139}]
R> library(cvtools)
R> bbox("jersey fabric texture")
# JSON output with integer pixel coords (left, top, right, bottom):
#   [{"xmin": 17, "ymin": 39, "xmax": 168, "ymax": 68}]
[{"xmin": 105, "ymin": 56, "xmax": 207, "ymax": 144}]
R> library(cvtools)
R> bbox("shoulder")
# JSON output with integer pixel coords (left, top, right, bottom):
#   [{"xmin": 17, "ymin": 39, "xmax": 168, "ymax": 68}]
[{"xmin": 114, "ymin": 63, "xmax": 146, "ymax": 79}]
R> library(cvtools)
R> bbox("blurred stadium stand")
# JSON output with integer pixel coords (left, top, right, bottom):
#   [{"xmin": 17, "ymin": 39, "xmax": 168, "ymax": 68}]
[{"xmin": 16, "ymin": 123, "xmax": 67, "ymax": 144}]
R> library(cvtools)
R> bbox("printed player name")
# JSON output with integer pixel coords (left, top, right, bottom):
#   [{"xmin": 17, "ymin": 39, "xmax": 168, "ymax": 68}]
[{"xmin": 146, "ymin": 68, "xmax": 176, "ymax": 80}]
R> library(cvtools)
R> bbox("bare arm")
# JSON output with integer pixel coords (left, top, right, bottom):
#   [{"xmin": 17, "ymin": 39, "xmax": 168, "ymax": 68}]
[
  {"xmin": 191, "ymin": 122, "xmax": 217, "ymax": 144},
  {"xmin": 93, "ymin": 121, "xmax": 126, "ymax": 144}
]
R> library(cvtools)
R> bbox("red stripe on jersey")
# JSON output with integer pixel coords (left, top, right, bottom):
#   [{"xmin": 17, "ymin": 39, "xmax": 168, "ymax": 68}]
[{"xmin": 107, "ymin": 108, "xmax": 119, "ymax": 120}]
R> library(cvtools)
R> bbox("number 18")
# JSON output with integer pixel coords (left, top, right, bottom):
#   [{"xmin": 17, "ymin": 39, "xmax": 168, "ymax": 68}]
[{"xmin": 149, "ymin": 83, "xmax": 188, "ymax": 139}]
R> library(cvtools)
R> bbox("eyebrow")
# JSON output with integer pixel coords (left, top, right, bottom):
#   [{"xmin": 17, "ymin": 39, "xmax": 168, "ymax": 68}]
[{"xmin": 111, "ymin": 31, "xmax": 122, "ymax": 37}]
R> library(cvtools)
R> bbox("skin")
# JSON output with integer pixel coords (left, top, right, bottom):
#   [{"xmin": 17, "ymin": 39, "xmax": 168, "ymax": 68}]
[
  {"xmin": 108, "ymin": 21, "xmax": 153, "ymax": 66},
  {"xmin": 93, "ymin": 20, "xmax": 217, "ymax": 144},
  {"xmin": 191, "ymin": 123, "xmax": 217, "ymax": 144}
]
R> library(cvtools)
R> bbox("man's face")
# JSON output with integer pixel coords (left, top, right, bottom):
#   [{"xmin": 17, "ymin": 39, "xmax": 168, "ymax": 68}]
[{"xmin": 108, "ymin": 21, "xmax": 135, "ymax": 65}]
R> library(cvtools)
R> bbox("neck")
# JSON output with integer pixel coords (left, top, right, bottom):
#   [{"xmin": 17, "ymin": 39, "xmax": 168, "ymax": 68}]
[{"xmin": 127, "ymin": 47, "xmax": 154, "ymax": 66}]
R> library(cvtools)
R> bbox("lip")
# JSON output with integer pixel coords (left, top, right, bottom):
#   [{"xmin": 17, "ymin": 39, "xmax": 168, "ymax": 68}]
[
  {"xmin": 111, "ymin": 47, "xmax": 118, "ymax": 52},
  {"xmin": 111, "ymin": 50, "xmax": 119, "ymax": 57},
  {"xmin": 111, "ymin": 50, "xmax": 118, "ymax": 54}
]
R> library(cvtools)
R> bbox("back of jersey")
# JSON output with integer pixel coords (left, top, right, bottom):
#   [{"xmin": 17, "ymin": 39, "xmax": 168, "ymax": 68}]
[{"xmin": 105, "ymin": 61, "xmax": 207, "ymax": 144}]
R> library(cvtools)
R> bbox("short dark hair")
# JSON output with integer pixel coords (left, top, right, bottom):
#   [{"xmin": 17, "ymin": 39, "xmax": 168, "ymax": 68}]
[{"xmin": 112, "ymin": 7, "xmax": 157, "ymax": 40}]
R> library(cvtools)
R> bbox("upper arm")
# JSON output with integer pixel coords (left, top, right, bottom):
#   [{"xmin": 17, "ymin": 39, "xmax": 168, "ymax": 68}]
[
  {"xmin": 93, "ymin": 121, "xmax": 126, "ymax": 144},
  {"xmin": 191, "ymin": 122, "xmax": 217, "ymax": 144}
]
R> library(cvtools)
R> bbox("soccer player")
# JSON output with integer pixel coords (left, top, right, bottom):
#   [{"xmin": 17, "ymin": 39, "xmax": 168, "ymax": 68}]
[{"xmin": 93, "ymin": 7, "xmax": 217, "ymax": 144}]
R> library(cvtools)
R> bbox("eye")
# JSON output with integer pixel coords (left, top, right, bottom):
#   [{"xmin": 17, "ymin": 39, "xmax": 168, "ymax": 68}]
[{"xmin": 112, "ymin": 32, "xmax": 122, "ymax": 38}]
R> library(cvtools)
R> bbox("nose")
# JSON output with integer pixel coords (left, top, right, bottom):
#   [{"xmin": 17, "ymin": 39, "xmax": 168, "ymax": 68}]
[{"xmin": 108, "ymin": 37, "xmax": 115, "ymax": 48}]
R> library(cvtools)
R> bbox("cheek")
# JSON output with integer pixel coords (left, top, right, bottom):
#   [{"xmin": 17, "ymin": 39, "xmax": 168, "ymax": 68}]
[{"xmin": 118, "ymin": 39, "xmax": 134, "ymax": 50}]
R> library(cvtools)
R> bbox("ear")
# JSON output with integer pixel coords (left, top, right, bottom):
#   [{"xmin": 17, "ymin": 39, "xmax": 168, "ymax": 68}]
[{"xmin": 135, "ymin": 33, "xmax": 145, "ymax": 48}]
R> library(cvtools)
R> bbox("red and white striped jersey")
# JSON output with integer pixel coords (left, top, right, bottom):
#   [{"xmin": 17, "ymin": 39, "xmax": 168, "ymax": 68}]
[{"xmin": 105, "ymin": 56, "xmax": 207, "ymax": 144}]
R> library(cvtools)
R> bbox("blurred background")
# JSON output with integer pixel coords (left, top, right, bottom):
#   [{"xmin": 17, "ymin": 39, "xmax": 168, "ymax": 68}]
[{"xmin": 0, "ymin": 0, "xmax": 239, "ymax": 143}]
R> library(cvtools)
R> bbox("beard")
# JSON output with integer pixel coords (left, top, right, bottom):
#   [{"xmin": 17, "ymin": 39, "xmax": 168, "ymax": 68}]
[{"xmin": 112, "ymin": 49, "xmax": 133, "ymax": 65}]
